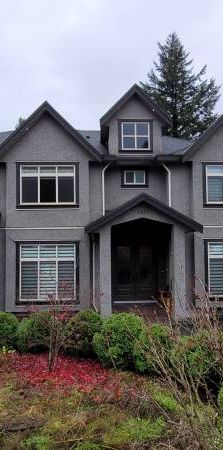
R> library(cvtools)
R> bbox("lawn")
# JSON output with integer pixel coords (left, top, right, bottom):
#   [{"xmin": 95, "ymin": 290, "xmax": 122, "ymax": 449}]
[{"xmin": 0, "ymin": 352, "xmax": 222, "ymax": 450}]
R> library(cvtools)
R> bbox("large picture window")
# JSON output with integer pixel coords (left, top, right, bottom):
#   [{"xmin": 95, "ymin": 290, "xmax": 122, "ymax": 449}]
[
  {"xmin": 121, "ymin": 122, "xmax": 151, "ymax": 151},
  {"xmin": 207, "ymin": 242, "xmax": 223, "ymax": 296},
  {"xmin": 20, "ymin": 165, "xmax": 77, "ymax": 205},
  {"xmin": 19, "ymin": 243, "xmax": 77, "ymax": 302},
  {"xmin": 205, "ymin": 165, "xmax": 223, "ymax": 204}
]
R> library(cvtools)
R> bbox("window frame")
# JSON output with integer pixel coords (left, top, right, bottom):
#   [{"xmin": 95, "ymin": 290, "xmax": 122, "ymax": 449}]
[
  {"xmin": 17, "ymin": 163, "xmax": 79, "ymax": 208},
  {"xmin": 205, "ymin": 240, "xmax": 223, "ymax": 298},
  {"xmin": 16, "ymin": 241, "xmax": 79, "ymax": 304},
  {"xmin": 118, "ymin": 119, "xmax": 153, "ymax": 153},
  {"xmin": 203, "ymin": 163, "xmax": 223, "ymax": 207},
  {"xmin": 121, "ymin": 168, "xmax": 148, "ymax": 188}
]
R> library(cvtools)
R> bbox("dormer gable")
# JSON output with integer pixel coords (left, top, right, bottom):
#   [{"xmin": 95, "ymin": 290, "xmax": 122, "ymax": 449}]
[{"xmin": 100, "ymin": 84, "xmax": 172, "ymax": 156}]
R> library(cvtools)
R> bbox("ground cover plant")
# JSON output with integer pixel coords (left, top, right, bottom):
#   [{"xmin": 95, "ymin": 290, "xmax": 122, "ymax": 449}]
[{"xmin": 1, "ymin": 305, "xmax": 223, "ymax": 448}]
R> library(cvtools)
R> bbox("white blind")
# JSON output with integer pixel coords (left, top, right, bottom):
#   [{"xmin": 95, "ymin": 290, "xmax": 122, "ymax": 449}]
[{"xmin": 20, "ymin": 243, "xmax": 76, "ymax": 301}]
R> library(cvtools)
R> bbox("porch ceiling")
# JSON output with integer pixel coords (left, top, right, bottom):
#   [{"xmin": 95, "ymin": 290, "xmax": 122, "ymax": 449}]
[{"xmin": 85, "ymin": 193, "xmax": 203, "ymax": 233}]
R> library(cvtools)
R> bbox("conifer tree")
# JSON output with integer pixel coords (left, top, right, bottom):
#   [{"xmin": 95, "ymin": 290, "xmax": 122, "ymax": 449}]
[{"xmin": 140, "ymin": 33, "xmax": 220, "ymax": 138}]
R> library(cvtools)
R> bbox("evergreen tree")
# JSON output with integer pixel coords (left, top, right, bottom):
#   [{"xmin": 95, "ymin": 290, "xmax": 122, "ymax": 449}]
[{"xmin": 140, "ymin": 32, "xmax": 220, "ymax": 138}]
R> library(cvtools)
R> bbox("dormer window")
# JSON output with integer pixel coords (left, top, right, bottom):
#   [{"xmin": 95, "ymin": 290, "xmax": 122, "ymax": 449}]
[{"xmin": 120, "ymin": 121, "xmax": 152, "ymax": 152}]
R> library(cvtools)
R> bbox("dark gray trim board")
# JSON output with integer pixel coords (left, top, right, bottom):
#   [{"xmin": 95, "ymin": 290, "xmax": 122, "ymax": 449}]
[
  {"xmin": 100, "ymin": 84, "xmax": 172, "ymax": 128},
  {"xmin": 86, "ymin": 193, "xmax": 203, "ymax": 233},
  {"xmin": 183, "ymin": 115, "xmax": 223, "ymax": 162},
  {"xmin": 0, "ymin": 102, "xmax": 102, "ymax": 161}
]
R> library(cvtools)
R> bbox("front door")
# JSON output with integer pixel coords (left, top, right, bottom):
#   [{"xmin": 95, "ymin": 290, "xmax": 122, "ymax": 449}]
[
  {"xmin": 111, "ymin": 220, "xmax": 169, "ymax": 304},
  {"xmin": 112, "ymin": 244, "xmax": 157, "ymax": 302}
]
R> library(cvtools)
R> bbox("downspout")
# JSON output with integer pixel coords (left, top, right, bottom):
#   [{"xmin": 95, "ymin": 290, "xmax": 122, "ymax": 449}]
[
  {"xmin": 162, "ymin": 163, "xmax": 172, "ymax": 207},
  {"xmin": 92, "ymin": 235, "xmax": 98, "ymax": 312},
  {"xmin": 102, "ymin": 162, "xmax": 112, "ymax": 215}
]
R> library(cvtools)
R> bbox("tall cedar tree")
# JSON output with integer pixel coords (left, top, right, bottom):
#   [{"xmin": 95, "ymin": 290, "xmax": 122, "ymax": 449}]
[{"xmin": 140, "ymin": 33, "xmax": 220, "ymax": 138}]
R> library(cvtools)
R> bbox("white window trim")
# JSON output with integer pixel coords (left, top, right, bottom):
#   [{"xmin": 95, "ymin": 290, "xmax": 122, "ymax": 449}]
[
  {"xmin": 206, "ymin": 165, "xmax": 223, "ymax": 205},
  {"xmin": 124, "ymin": 170, "xmax": 146, "ymax": 185},
  {"xmin": 207, "ymin": 241, "xmax": 223, "ymax": 297},
  {"xmin": 19, "ymin": 243, "xmax": 76, "ymax": 302},
  {"xmin": 121, "ymin": 122, "xmax": 150, "ymax": 151},
  {"xmin": 20, "ymin": 165, "xmax": 77, "ymax": 206}
]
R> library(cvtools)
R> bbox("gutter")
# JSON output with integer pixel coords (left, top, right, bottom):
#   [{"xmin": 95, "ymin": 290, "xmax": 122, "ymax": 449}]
[
  {"xmin": 162, "ymin": 163, "xmax": 172, "ymax": 207},
  {"xmin": 102, "ymin": 162, "xmax": 112, "ymax": 215}
]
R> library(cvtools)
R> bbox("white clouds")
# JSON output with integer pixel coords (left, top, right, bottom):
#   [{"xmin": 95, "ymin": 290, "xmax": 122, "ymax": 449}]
[{"xmin": 0, "ymin": 0, "xmax": 222, "ymax": 130}]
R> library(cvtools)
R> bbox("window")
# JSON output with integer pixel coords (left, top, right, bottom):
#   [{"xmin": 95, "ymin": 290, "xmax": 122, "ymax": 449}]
[
  {"xmin": 20, "ymin": 165, "xmax": 77, "ymax": 205},
  {"xmin": 205, "ymin": 165, "xmax": 223, "ymax": 204},
  {"xmin": 123, "ymin": 169, "xmax": 147, "ymax": 186},
  {"xmin": 121, "ymin": 122, "xmax": 151, "ymax": 151},
  {"xmin": 19, "ymin": 243, "xmax": 77, "ymax": 302},
  {"xmin": 207, "ymin": 242, "xmax": 223, "ymax": 296}
]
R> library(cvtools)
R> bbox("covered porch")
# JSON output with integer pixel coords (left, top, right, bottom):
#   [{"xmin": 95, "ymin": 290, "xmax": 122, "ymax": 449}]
[{"xmin": 86, "ymin": 193, "xmax": 203, "ymax": 320}]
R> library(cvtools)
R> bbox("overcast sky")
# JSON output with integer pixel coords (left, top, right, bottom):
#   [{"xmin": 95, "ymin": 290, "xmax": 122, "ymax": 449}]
[{"xmin": 0, "ymin": 0, "xmax": 222, "ymax": 131}]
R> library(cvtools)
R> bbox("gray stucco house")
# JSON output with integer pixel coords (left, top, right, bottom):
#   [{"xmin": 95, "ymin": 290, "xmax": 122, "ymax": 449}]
[{"xmin": 1, "ymin": 84, "xmax": 223, "ymax": 319}]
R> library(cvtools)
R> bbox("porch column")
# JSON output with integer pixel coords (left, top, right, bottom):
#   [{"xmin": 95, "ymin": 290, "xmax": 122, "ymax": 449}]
[
  {"xmin": 99, "ymin": 227, "xmax": 112, "ymax": 316},
  {"xmin": 171, "ymin": 225, "xmax": 188, "ymax": 319}
]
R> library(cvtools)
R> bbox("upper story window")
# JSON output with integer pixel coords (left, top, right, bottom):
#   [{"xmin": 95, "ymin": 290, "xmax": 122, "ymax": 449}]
[
  {"xmin": 122, "ymin": 169, "xmax": 148, "ymax": 187},
  {"xmin": 120, "ymin": 121, "xmax": 151, "ymax": 152},
  {"xmin": 205, "ymin": 165, "xmax": 223, "ymax": 205},
  {"xmin": 19, "ymin": 164, "xmax": 78, "ymax": 206}
]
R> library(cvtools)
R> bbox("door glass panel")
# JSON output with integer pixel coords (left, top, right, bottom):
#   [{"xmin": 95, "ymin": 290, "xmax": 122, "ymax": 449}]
[{"xmin": 116, "ymin": 246, "xmax": 131, "ymax": 284}]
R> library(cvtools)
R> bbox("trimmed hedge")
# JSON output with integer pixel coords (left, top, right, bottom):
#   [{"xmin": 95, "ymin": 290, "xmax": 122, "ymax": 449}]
[
  {"xmin": 65, "ymin": 310, "xmax": 102, "ymax": 357},
  {"xmin": 93, "ymin": 312, "xmax": 145, "ymax": 369},
  {"xmin": 16, "ymin": 311, "xmax": 53, "ymax": 353},
  {"xmin": 0, "ymin": 312, "xmax": 18, "ymax": 349}
]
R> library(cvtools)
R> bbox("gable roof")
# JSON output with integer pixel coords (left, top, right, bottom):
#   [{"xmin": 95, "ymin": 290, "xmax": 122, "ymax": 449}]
[
  {"xmin": 100, "ymin": 84, "xmax": 172, "ymax": 127},
  {"xmin": 182, "ymin": 115, "xmax": 223, "ymax": 162},
  {"xmin": 0, "ymin": 102, "xmax": 102, "ymax": 161},
  {"xmin": 85, "ymin": 193, "xmax": 203, "ymax": 233}
]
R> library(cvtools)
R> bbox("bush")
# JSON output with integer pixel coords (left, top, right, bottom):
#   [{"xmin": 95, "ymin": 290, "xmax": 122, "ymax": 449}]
[
  {"xmin": 218, "ymin": 385, "xmax": 223, "ymax": 413},
  {"xmin": 133, "ymin": 323, "xmax": 173, "ymax": 375},
  {"xmin": 93, "ymin": 313, "xmax": 145, "ymax": 369},
  {"xmin": 76, "ymin": 444, "xmax": 102, "ymax": 450},
  {"xmin": 65, "ymin": 310, "xmax": 102, "ymax": 357},
  {"xmin": 16, "ymin": 312, "xmax": 53, "ymax": 353},
  {"xmin": 103, "ymin": 417, "xmax": 165, "ymax": 446},
  {"xmin": 0, "ymin": 312, "xmax": 18, "ymax": 348}
]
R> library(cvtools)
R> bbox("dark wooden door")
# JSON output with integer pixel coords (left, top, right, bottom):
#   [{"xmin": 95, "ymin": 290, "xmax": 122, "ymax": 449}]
[{"xmin": 112, "ymin": 243, "xmax": 157, "ymax": 302}]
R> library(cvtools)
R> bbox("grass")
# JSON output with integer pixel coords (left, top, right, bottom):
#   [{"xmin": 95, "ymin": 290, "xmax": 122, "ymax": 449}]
[{"xmin": 0, "ymin": 353, "xmax": 223, "ymax": 449}]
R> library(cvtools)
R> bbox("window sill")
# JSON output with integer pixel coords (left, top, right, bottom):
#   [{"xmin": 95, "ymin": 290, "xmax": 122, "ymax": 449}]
[
  {"xmin": 119, "ymin": 149, "xmax": 153, "ymax": 154},
  {"xmin": 203, "ymin": 203, "xmax": 223, "ymax": 208},
  {"xmin": 121, "ymin": 184, "xmax": 149, "ymax": 188},
  {"xmin": 16, "ymin": 204, "xmax": 79, "ymax": 209}
]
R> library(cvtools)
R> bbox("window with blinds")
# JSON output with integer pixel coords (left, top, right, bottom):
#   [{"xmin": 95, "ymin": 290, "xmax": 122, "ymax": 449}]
[
  {"xmin": 19, "ymin": 243, "xmax": 76, "ymax": 301},
  {"xmin": 206, "ymin": 165, "xmax": 223, "ymax": 204},
  {"xmin": 208, "ymin": 242, "xmax": 223, "ymax": 296}
]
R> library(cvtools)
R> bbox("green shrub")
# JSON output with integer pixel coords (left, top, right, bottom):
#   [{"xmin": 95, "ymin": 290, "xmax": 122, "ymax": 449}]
[
  {"xmin": 153, "ymin": 390, "xmax": 182, "ymax": 414},
  {"xmin": 16, "ymin": 312, "xmax": 53, "ymax": 353},
  {"xmin": 23, "ymin": 434, "xmax": 50, "ymax": 450},
  {"xmin": 103, "ymin": 417, "xmax": 165, "ymax": 446},
  {"xmin": 76, "ymin": 444, "xmax": 102, "ymax": 450},
  {"xmin": 133, "ymin": 324, "xmax": 173, "ymax": 374},
  {"xmin": 93, "ymin": 312, "xmax": 145, "ymax": 369},
  {"xmin": 65, "ymin": 310, "xmax": 102, "ymax": 357},
  {"xmin": 218, "ymin": 385, "xmax": 223, "ymax": 413},
  {"xmin": 0, "ymin": 312, "xmax": 18, "ymax": 348}
]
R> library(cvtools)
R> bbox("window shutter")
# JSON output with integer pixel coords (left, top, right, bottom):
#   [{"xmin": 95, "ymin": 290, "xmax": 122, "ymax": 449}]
[{"xmin": 209, "ymin": 259, "xmax": 223, "ymax": 295}]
